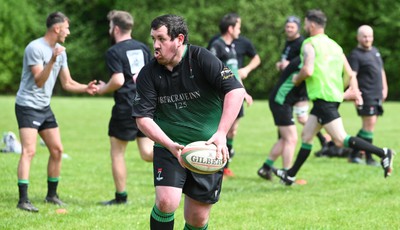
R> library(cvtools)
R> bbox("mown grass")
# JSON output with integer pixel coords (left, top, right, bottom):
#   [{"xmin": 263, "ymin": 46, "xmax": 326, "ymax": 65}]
[{"xmin": 0, "ymin": 96, "xmax": 399, "ymax": 229}]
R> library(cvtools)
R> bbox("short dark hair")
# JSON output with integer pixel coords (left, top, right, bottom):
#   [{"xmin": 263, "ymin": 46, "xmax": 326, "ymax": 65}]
[
  {"xmin": 306, "ymin": 9, "xmax": 327, "ymax": 27},
  {"xmin": 151, "ymin": 14, "xmax": 189, "ymax": 44},
  {"xmin": 219, "ymin": 13, "xmax": 240, "ymax": 34},
  {"xmin": 107, "ymin": 10, "xmax": 134, "ymax": 33},
  {"xmin": 286, "ymin": 15, "xmax": 301, "ymax": 29},
  {"xmin": 46, "ymin": 12, "xmax": 69, "ymax": 29}
]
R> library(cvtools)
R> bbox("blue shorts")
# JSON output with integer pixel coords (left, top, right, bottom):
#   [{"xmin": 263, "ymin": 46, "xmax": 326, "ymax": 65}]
[{"xmin": 153, "ymin": 147, "xmax": 223, "ymax": 204}]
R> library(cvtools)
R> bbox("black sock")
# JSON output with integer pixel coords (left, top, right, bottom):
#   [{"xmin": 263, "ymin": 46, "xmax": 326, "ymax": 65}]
[
  {"xmin": 47, "ymin": 180, "xmax": 58, "ymax": 197},
  {"xmin": 345, "ymin": 136, "xmax": 384, "ymax": 158},
  {"xmin": 116, "ymin": 192, "xmax": 127, "ymax": 202},
  {"xmin": 316, "ymin": 132, "xmax": 327, "ymax": 146},
  {"xmin": 150, "ymin": 205, "xmax": 174, "ymax": 230},
  {"xmin": 357, "ymin": 130, "xmax": 373, "ymax": 161},
  {"xmin": 287, "ymin": 143, "xmax": 312, "ymax": 177},
  {"xmin": 18, "ymin": 182, "xmax": 28, "ymax": 202}
]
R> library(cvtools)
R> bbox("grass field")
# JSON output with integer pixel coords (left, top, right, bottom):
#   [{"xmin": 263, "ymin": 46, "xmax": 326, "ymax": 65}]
[{"xmin": 0, "ymin": 96, "xmax": 399, "ymax": 229}]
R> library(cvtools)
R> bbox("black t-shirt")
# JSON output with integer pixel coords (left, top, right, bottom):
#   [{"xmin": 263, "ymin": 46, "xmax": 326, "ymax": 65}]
[
  {"xmin": 348, "ymin": 46, "xmax": 383, "ymax": 102},
  {"xmin": 133, "ymin": 45, "xmax": 243, "ymax": 146},
  {"xmin": 207, "ymin": 35, "xmax": 257, "ymax": 68},
  {"xmin": 209, "ymin": 37, "xmax": 240, "ymax": 80},
  {"xmin": 281, "ymin": 36, "xmax": 304, "ymax": 61},
  {"xmin": 106, "ymin": 39, "xmax": 151, "ymax": 110}
]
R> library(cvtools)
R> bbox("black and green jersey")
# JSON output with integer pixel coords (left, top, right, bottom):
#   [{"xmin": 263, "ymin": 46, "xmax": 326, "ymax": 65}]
[
  {"xmin": 269, "ymin": 56, "xmax": 307, "ymax": 105},
  {"xmin": 209, "ymin": 37, "xmax": 240, "ymax": 81},
  {"xmin": 133, "ymin": 44, "xmax": 243, "ymax": 146}
]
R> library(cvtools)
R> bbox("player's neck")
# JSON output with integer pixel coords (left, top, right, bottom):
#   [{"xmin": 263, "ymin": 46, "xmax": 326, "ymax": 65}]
[
  {"xmin": 221, "ymin": 34, "xmax": 234, "ymax": 45},
  {"xmin": 116, "ymin": 34, "xmax": 132, "ymax": 43}
]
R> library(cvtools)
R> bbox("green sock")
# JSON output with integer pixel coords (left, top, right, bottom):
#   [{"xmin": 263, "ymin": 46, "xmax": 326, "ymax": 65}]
[{"xmin": 184, "ymin": 222, "xmax": 208, "ymax": 230}]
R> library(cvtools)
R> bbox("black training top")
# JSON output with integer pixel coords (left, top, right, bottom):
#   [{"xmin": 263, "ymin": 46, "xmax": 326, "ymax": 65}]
[
  {"xmin": 348, "ymin": 46, "xmax": 384, "ymax": 102},
  {"xmin": 106, "ymin": 39, "xmax": 151, "ymax": 110},
  {"xmin": 269, "ymin": 56, "xmax": 307, "ymax": 105},
  {"xmin": 281, "ymin": 36, "xmax": 305, "ymax": 61},
  {"xmin": 133, "ymin": 44, "xmax": 243, "ymax": 146}
]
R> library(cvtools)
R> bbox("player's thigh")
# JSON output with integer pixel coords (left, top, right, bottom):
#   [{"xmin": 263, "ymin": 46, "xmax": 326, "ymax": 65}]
[
  {"xmin": 323, "ymin": 118, "xmax": 347, "ymax": 147},
  {"xmin": 301, "ymin": 115, "xmax": 321, "ymax": 143},
  {"xmin": 19, "ymin": 128, "xmax": 38, "ymax": 154}
]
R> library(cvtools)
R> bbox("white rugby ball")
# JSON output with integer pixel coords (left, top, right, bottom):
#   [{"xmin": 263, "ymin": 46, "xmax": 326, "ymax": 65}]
[{"xmin": 181, "ymin": 141, "xmax": 226, "ymax": 174}]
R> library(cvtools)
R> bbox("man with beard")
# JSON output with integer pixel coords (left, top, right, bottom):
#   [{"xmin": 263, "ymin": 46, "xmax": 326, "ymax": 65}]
[
  {"xmin": 15, "ymin": 12, "xmax": 98, "ymax": 212},
  {"xmin": 133, "ymin": 14, "xmax": 245, "ymax": 230},
  {"xmin": 272, "ymin": 9, "xmax": 394, "ymax": 185},
  {"xmin": 97, "ymin": 10, "xmax": 153, "ymax": 205}
]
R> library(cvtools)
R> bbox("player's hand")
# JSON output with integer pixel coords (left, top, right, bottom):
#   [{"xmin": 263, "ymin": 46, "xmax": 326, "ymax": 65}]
[
  {"xmin": 86, "ymin": 80, "xmax": 98, "ymax": 95},
  {"xmin": 238, "ymin": 67, "xmax": 250, "ymax": 80},
  {"xmin": 292, "ymin": 74, "xmax": 300, "ymax": 86},
  {"xmin": 206, "ymin": 131, "xmax": 229, "ymax": 163},
  {"xmin": 51, "ymin": 46, "xmax": 66, "ymax": 62},
  {"xmin": 244, "ymin": 92, "xmax": 253, "ymax": 106},
  {"xmin": 167, "ymin": 142, "xmax": 185, "ymax": 168}
]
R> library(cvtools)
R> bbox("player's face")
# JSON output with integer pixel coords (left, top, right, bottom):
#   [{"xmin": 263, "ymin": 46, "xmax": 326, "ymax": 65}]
[
  {"xmin": 285, "ymin": 22, "xmax": 299, "ymax": 40},
  {"xmin": 232, "ymin": 19, "xmax": 241, "ymax": 39},
  {"xmin": 357, "ymin": 30, "xmax": 373, "ymax": 49},
  {"xmin": 151, "ymin": 25, "xmax": 181, "ymax": 66},
  {"xmin": 304, "ymin": 18, "xmax": 311, "ymax": 36},
  {"xmin": 109, "ymin": 21, "xmax": 116, "ymax": 45},
  {"xmin": 56, "ymin": 21, "xmax": 70, "ymax": 44}
]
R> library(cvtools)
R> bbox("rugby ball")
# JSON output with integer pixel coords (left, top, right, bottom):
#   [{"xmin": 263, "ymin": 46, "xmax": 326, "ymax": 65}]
[{"xmin": 181, "ymin": 141, "xmax": 226, "ymax": 174}]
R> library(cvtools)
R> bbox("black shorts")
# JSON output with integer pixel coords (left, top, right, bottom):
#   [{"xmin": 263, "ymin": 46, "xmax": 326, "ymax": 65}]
[
  {"xmin": 108, "ymin": 105, "xmax": 144, "ymax": 141},
  {"xmin": 153, "ymin": 147, "xmax": 223, "ymax": 204},
  {"xmin": 356, "ymin": 99, "xmax": 384, "ymax": 116},
  {"xmin": 15, "ymin": 104, "xmax": 58, "ymax": 131},
  {"xmin": 269, "ymin": 100, "xmax": 294, "ymax": 126},
  {"xmin": 310, "ymin": 99, "xmax": 341, "ymax": 125}
]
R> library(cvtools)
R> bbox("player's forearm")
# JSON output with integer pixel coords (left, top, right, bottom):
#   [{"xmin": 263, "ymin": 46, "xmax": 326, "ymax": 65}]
[{"xmin": 136, "ymin": 117, "xmax": 175, "ymax": 147}]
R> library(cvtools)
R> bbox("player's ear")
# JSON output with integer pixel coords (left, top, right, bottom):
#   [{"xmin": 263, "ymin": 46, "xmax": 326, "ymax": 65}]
[{"xmin": 177, "ymin": 33, "xmax": 185, "ymax": 46}]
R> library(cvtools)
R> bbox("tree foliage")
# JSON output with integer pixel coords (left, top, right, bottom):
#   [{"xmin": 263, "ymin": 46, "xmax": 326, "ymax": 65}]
[{"xmin": 1, "ymin": 0, "xmax": 399, "ymax": 99}]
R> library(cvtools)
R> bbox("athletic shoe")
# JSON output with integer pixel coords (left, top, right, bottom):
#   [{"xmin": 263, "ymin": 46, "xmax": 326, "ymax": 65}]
[
  {"xmin": 223, "ymin": 168, "xmax": 235, "ymax": 178},
  {"xmin": 366, "ymin": 158, "xmax": 380, "ymax": 167},
  {"xmin": 257, "ymin": 165, "xmax": 272, "ymax": 181},
  {"xmin": 101, "ymin": 198, "xmax": 127, "ymax": 206},
  {"xmin": 17, "ymin": 200, "xmax": 39, "ymax": 212},
  {"xmin": 381, "ymin": 148, "xmax": 395, "ymax": 178},
  {"xmin": 271, "ymin": 168, "xmax": 295, "ymax": 186},
  {"xmin": 45, "ymin": 195, "xmax": 66, "ymax": 206}
]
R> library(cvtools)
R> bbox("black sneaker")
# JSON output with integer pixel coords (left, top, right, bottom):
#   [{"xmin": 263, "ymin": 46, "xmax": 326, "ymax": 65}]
[
  {"xmin": 101, "ymin": 198, "xmax": 127, "ymax": 206},
  {"xmin": 272, "ymin": 168, "xmax": 295, "ymax": 186},
  {"xmin": 381, "ymin": 148, "xmax": 395, "ymax": 178},
  {"xmin": 17, "ymin": 200, "xmax": 39, "ymax": 212},
  {"xmin": 257, "ymin": 165, "xmax": 272, "ymax": 181},
  {"xmin": 45, "ymin": 195, "xmax": 66, "ymax": 206}
]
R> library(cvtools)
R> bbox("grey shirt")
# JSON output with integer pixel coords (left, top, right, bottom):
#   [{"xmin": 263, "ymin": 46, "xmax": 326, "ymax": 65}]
[{"xmin": 16, "ymin": 37, "xmax": 68, "ymax": 109}]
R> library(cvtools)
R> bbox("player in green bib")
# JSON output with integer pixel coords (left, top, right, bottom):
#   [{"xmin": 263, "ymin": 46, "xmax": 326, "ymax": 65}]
[{"xmin": 272, "ymin": 9, "xmax": 394, "ymax": 186}]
